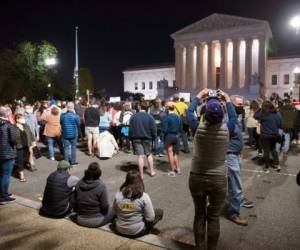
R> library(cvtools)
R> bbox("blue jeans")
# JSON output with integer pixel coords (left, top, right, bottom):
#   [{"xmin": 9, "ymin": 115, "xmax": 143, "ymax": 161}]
[
  {"xmin": 47, "ymin": 137, "xmax": 63, "ymax": 158},
  {"xmin": 247, "ymin": 127, "xmax": 256, "ymax": 146},
  {"xmin": 276, "ymin": 129, "xmax": 291, "ymax": 154},
  {"xmin": 154, "ymin": 136, "xmax": 164, "ymax": 155},
  {"xmin": 0, "ymin": 159, "xmax": 15, "ymax": 199},
  {"xmin": 62, "ymin": 138, "xmax": 77, "ymax": 163},
  {"xmin": 226, "ymin": 154, "xmax": 245, "ymax": 216}
]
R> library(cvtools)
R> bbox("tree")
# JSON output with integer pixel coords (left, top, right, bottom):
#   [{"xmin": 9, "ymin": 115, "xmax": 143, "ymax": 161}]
[
  {"xmin": 79, "ymin": 67, "xmax": 94, "ymax": 97},
  {"xmin": 0, "ymin": 41, "xmax": 58, "ymax": 103}
]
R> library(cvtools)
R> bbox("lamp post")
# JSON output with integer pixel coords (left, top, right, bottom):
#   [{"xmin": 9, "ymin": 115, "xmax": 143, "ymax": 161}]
[
  {"xmin": 74, "ymin": 26, "xmax": 79, "ymax": 99},
  {"xmin": 45, "ymin": 57, "xmax": 57, "ymax": 98}
]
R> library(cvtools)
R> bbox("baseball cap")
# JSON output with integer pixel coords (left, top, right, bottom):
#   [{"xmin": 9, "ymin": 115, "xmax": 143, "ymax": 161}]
[
  {"xmin": 205, "ymin": 99, "xmax": 224, "ymax": 124},
  {"xmin": 57, "ymin": 160, "xmax": 72, "ymax": 170}
]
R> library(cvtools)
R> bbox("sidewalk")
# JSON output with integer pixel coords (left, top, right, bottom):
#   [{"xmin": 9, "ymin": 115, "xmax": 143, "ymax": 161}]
[{"xmin": 0, "ymin": 198, "xmax": 165, "ymax": 250}]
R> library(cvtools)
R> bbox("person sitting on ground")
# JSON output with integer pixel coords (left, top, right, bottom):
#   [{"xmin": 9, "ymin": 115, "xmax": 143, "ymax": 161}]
[
  {"xmin": 98, "ymin": 130, "xmax": 119, "ymax": 159},
  {"xmin": 40, "ymin": 160, "xmax": 79, "ymax": 218},
  {"xmin": 73, "ymin": 162, "xmax": 114, "ymax": 228},
  {"xmin": 113, "ymin": 170, "xmax": 163, "ymax": 238}
]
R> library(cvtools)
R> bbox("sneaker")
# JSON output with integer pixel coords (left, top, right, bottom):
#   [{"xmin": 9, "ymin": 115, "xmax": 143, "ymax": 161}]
[
  {"xmin": 175, "ymin": 168, "xmax": 182, "ymax": 175},
  {"xmin": 167, "ymin": 171, "xmax": 176, "ymax": 177},
  {"xmin": 276, "ymin": 165, "xmax": 281, "ymax": 172},
  {"xmin": 258, "ymin": 153, "xmax": 263, "ymax": 157},
  {"xmin": 50, "ymin": 157, "xmax": 55, "ymax": 161},
  {"xmin": 0, "ymin": 196, "xmax": 16, "ymax": 204},
  {"xmin": 159, "ymin": 154, "xmax": 165, "ymax": 157},
  {"xmin": 229, "ymin": 215, "xmax": 248, "ymax": 226},
  {"xmin": 241, "ymin": 200, "xmax": 254, "ymax": 208},
  {"xmin": 71, "ymin": 162, "xmax": 79, "ymax": 166},
  {"xmin": 263, "ymin": 168, "xmax": 270, "ymax": 173}
]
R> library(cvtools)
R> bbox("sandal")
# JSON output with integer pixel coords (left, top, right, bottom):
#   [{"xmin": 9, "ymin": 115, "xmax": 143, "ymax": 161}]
[{"xmin": 150, "ymin": 172, "xmax": 157, "ymax": 177}]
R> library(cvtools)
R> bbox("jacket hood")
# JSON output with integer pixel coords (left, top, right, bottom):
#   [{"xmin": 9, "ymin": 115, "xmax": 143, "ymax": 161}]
[
  {"xmin": 78, "ymin": 179, "xmax": 100, "ymax": 191},
  {"xmin": 0, "ymin": 119, "xmax": 8, "ymax": 126}
]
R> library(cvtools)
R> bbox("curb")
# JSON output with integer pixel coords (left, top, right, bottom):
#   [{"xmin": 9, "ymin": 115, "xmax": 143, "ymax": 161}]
[{"xmin": 12, "ymin": 194, "xmax": 193, "ymax": 250}]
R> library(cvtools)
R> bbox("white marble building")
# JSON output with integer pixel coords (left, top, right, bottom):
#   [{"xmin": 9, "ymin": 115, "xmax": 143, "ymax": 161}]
[
  {"xmin": 123, "ymin": 13, "xmax": 300, "ymax": 100},
  {"xmin": 267, "ymin": 55, "xmax": 300, "ymax": 98},
  {"xmin": 123, "ymin": 65, "xmax": 175, "ymax": 100}
]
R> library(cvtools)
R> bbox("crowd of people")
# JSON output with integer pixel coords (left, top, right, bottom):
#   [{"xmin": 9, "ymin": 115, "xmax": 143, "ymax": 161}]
[{"xmin": 0, "ymin": 89, "xmax": 300, "ymax": 249}]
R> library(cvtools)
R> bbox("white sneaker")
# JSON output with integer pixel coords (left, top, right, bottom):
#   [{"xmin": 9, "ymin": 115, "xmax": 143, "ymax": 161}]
[
  {"xmin": 50, "ymin": 157, "xmax": 55, "ymax": 161},
  {"xmin": 167, "ymin": 171, "xmax": 176, "ymax": 177}
]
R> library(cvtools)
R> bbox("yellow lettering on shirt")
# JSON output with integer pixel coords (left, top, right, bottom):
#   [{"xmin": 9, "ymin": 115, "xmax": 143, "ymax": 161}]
[{"xmin": 119, "ymin": 203, "xmax": 135, "ymax": 212}]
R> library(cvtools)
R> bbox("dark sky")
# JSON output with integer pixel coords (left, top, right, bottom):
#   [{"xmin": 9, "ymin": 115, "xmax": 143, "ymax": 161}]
[{"xmin": 1, "ymin": 0, "xmax": 300, "ymax": 96}]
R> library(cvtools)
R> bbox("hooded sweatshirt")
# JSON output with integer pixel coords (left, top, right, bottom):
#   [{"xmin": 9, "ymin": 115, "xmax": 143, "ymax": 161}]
[{"xmin": 74, "ymin": 179, "xmax": 109, "ymax": 217}]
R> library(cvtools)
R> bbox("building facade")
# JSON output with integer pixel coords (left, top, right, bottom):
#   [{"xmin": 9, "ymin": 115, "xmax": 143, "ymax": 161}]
[
  {"xmin": 123, "ymin": 13, "xmax": 300, "ymax": 100},
  {"xmin": 123, "ymin": 65, "xmax": 175, "ymax": 100},
  {"xmin": 267, "ymin": 56, "xmax": 300, "ymax": 98}
]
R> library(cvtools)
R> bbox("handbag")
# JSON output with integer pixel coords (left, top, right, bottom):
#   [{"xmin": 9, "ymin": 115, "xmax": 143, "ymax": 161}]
[{"xmin": 32, "ymin": 146, "xmax": 42, "ymax": 159}]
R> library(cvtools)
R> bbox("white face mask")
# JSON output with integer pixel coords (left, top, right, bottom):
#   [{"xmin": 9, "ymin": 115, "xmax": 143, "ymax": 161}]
[
  {"xmin": 18, "ymin": 118, "xmax": 26, "ymax": 124},
  {"xmin": 25, "ymin": 108, "xmax": 33, "ymax": 114}
]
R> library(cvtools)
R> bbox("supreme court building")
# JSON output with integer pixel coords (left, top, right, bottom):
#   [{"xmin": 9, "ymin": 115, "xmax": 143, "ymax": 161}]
[
  {"xmin": 124, "ymin": 13, "xmax": 300, "ymax": 100},
  {"xmin": 172, "ymin": 13, "xmax": 272, "ymax": 99}
]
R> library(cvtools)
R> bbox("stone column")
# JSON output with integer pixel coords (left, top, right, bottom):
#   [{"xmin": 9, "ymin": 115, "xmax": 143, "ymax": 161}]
[
  {"xmin": 232, "ymin": 38, "xmax": 240, "ymax": 88},
  {"xmin": 185, "ymin": 45, "xmax": 194, "ymax": 90},
  {"xmin": 196, "ymin": 43, "xmax": 204, "ymax": 90},
  {"xmin": 258, "ymin": 37, "xmax": 267, "ymax": 98},
  {"xmin": 181, "ymin": 47, "xmax": 187, "ymax": 89},
  {"xmin": 245, "ymin": 38, "xmax": 253, "ymax": 88},
  {"xmin": 175, "ymin": 45, "xmax": 183, "ymax": 88},
  {"xmin": 220, "ymin": 40, "xmax": 228, "ymax": 89},
  {"xmin": 207, "ymin": 41, "xmax": 216, "ymax": 89}
]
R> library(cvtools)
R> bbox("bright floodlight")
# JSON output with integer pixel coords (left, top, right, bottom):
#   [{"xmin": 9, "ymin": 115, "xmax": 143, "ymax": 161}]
[
  {"xmin": 291, "ymin": 15, "xmax": 300, "ymax": 33},
  {"xmin": 45, "ymin": 57, "xmax": 57, "ymax": 66}
]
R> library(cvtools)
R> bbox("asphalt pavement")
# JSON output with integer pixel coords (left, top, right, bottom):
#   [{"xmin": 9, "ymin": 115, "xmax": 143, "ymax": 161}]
[{"xmin": 6, "ymin": 140, "xmax": 300, "ymax": 250}]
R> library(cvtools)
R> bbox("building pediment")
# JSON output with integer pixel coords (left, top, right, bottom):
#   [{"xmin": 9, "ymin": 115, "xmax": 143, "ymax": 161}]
[{"xmin": 171, "ymin": 13, "xmax": 272, "ymax": 41}]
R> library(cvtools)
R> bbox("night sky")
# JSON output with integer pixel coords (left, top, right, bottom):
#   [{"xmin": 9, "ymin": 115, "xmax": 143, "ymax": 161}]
[{"xmin": 1, "ymin": 0, "xmax": 300, "ymax": 96}]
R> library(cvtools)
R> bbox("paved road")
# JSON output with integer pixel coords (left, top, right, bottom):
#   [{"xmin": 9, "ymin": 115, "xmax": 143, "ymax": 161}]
[{"xmin": 10, "ymin": 141, "xmax": 300, "ymax": 250}]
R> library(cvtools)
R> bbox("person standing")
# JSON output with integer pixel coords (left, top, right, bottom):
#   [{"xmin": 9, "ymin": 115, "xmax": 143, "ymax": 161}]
[
  {"xmin": 41, "ymin": 106, "xmax": 63, "ymax": 161},
  {"xmin": 254, "ymin": 101, "xmax": 282, "ymax": 172},
  {"xmin": 161, "ymin": 102, "xmax": 183, "ymax": 177},
  {"xmin": 60, "ymin": 102, "xmax": 80, "ymax": 165},
  {"xmin": 0, "ymin": 106, "xmax": 17, "ymax": 204},
  {"xmin": 14, "ymin": 113, "xmax": 36, "ymax": 182},
  {"xmin": 84, "ymin": 101, "xmax": 100, "ymax": 157},
  {"xmin": 129, "ymin": 101, "xmax": 157, "ymax": 179},
  {"xmin": 276, "ymin": 99, "xmax": 297, "ymax": 156},
  {"xmin": 187, "ymin": 89, "xmax": 229, "ymax": 250}
]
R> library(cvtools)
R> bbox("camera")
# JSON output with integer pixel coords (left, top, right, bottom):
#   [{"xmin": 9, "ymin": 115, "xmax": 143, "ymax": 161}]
[{"xmin": 207, "ymin": 89, "xmax": 221, "ymax": 100}]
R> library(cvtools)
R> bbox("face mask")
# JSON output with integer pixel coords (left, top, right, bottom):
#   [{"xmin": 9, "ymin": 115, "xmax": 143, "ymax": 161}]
[
  {"xmin": 25, "ymin": 108, "xmax": 33, "ymax": 114},
  {"xmin": 235, "ymin": 106, "xmax": 244, "ymax": 115},
  {"xmin": 18, "ymin": 118, "xmax": 26, "ymax": 124}
]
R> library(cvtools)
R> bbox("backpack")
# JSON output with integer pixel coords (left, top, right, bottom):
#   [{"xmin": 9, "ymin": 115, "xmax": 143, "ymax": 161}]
[{"xmin": 297, "ymin": 170, "xmax": 300, "ymax": 186}]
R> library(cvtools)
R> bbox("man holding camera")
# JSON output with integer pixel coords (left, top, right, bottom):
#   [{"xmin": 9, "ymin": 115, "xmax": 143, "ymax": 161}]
[{"xmin": 187, "ymin": 88, "xmax": 230, "ymax": 250}]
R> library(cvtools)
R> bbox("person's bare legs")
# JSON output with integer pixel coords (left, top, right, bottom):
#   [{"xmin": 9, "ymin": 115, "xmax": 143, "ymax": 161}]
[
  {"xmin": 95, "ymin": 134, "xmax": 100, "ymax": 157},
  {"xmin": 147, "ymin": 154, "xmax": 156, "ymax": 176},
  {"xmin": 87, "ymin": 133, "xmax": 93, "ymax": 155},
  {"xmin": 167, "ymin": 145, "xmax": 176, "ymax": 172},
  {"xmin": 174, "ymin": 153, "xmax": 180, "ymax": 173},
  {"xmin": 19, "ymin": 171, "xmax": 26, "ymax": 181},
  {"xmin": 138, "ymin": 155, "xmax": 145, "ymax": 179}
]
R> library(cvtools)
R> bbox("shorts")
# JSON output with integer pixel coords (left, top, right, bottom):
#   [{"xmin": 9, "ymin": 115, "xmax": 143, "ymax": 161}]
[
  {"xmin": 132, "ymin": 139, "xmax": 152, "ymax": 156},
  {"xmin": 164, "ymin": 134, "xmax": 180, "ymax": 154},
  {"xmin": 85, "ymin": 127, "xmax": 99, "ymax": 140}
]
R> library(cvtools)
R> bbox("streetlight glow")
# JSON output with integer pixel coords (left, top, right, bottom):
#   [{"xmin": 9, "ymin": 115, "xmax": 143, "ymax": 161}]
[
  {"xmin": 290, "ymin": 15, "xmax": 300, "ymax": 34},
  {"xmin": 45, "ymin": 57, "xmax": 57, "ymax": 66}
]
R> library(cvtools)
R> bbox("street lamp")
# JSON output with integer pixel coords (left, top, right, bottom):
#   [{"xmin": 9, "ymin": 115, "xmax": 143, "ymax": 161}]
[
  {"xmin": 45, "ymin": 57, "xmax": 57, "ymax": 67},
  {"xmin": 290, "ymin": 15, "xmax": 300, "ymax": 34}
]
